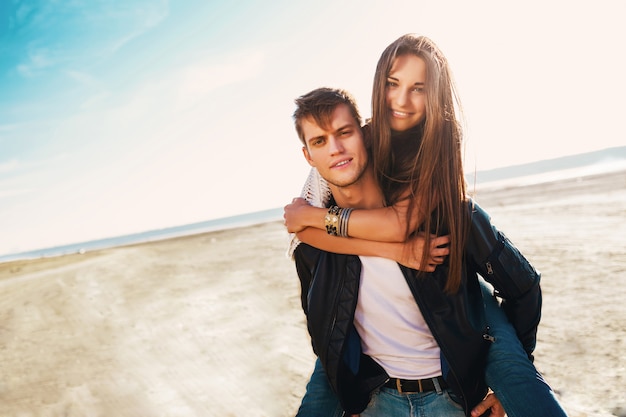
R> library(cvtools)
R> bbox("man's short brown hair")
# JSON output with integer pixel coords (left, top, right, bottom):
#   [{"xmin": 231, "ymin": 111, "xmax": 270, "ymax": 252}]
[{"xmin": 293, "ymin": 87, "xmax": 362, "ymax": 145}]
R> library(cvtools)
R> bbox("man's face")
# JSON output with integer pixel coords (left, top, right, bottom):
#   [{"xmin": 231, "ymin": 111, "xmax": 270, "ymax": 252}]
[{"xmin": 301, "ymin": 104, "xmax": 368, "ymax": 188}]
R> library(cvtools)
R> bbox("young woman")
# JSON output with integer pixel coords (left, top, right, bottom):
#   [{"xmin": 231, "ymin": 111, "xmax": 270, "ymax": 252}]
[{"xmin": 285, "ymin": 34, "xmax": 568, "ymax": 417}]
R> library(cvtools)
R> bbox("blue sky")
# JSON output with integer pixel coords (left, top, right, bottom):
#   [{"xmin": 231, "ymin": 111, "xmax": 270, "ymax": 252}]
[{"xmin": 1, "ymin": 0, "xmax": 625, "ymax": 256}]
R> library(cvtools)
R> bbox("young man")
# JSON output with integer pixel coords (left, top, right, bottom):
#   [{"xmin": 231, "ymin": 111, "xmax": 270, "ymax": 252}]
[{"xmin": 286, "ymin": 87, "xmax": 512, "ymax": 416}]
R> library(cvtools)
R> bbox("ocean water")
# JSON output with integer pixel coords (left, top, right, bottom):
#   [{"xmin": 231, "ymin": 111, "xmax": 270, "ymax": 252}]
[
  {"xmin": 2, "ymin": 146, "xmax": 625, "ymax": 264},
  {"xmin": 0, "ymin": 208, "xmax": 283, "ymax": 264}
]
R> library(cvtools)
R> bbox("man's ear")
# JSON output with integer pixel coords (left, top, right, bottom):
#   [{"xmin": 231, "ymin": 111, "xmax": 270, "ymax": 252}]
[{"xmin": 302, "ymin": 146, "xmax": 315, "ymax": 167}]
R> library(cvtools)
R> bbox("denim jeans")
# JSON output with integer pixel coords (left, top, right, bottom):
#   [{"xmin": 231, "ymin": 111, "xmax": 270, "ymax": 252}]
[
  {"xmin": 481, "ymin": 279, "xmax": 568, "ymax": 417},
  {"xmin": 297, "ymin": 361, "xmax": 463, "ymax": 417},
  {"xmin": 360, "ymin": 385, "xmax": 465, "ymax": 417},
  {"xmin": 296, "ymin": 358, "xmax": 344, "ymax": 417}
]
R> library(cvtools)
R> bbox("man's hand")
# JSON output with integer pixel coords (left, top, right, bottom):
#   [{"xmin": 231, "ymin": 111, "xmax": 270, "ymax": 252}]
[
  {"xmin": 471, "ymin": 391, "xmax": 506, "ymax": 417},
  {"xmin": 393, "ymin": 233, "xmax": 450, "ymax": 271}
]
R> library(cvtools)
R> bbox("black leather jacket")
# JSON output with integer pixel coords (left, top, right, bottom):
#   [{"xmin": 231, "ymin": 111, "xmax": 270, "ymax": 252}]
[{"xmin": 294, "ymin": 200, "xmax": 542, "ymax": 416}]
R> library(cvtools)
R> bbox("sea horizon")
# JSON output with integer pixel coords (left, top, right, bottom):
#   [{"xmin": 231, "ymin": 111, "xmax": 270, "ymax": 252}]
[{"xmin": 2, "ymin": 146, "xmax": 625, "ymax": 264}]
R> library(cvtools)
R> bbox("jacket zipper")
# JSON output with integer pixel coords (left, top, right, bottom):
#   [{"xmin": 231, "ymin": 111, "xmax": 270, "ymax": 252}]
[{"xmin": 401, "ymin": 266, "xmax": 472, "ymax": 413}]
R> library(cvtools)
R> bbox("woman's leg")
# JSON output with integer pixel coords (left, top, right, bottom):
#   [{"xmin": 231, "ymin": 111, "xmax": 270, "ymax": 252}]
[
  {"xmin": 296, "ymin": 357, "xmax": 344, "ymax": 417},
  {"xmin": 481, "ymin": 279, "xmax": 568, "ymax": 417}
]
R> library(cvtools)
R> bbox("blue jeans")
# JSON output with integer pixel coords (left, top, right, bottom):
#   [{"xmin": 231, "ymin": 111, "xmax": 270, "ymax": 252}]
[
  {"xmin": 481, "ymin": 279, "xmax": 568, "ymax": 417},
  {"xmin": 360, "ymin": 386, "xmax": 464, "ymax": 417},
  {"xmin": 297, "ymin": 362, "xmax": 462, "ymax": 417},
  {"xmin": 296, "ymin": 358, "xmax": 344, "ymax": 417}
]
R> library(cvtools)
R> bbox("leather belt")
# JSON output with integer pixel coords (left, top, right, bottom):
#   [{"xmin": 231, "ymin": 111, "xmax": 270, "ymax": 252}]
[{"xmin": 384, "ymin": 376, "xmax": 448, "ymax": 393}]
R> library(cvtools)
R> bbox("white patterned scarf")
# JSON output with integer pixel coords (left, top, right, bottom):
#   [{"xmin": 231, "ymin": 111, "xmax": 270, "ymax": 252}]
[{"xmin": 287, "ymin": 167, "xmax": 332, "ymax": 258}]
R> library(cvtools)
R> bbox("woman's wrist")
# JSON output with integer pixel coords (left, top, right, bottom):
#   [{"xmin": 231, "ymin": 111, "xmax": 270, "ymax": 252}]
[
  {"xmin": 304, "ymin": 206, "xmax": 327, "ymax": 230},
  {"xmin": 323, "ymin": 206, "xmax": 353, "ymax": 237}
]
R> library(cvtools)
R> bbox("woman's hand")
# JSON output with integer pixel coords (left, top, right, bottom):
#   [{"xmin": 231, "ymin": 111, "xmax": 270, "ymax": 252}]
[
  {"xmin": 392, "ymin": 233, "xmax": 450, "ymax": 271},
  {"xmin": 284, "ymin": 197, "xmax": 316, "ymax": 233}
]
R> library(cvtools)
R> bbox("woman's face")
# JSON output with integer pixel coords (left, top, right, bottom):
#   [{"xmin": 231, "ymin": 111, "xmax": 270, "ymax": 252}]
[{"xmin": 385, "ymin": 54, "xmax": 427, "ymax": 132}]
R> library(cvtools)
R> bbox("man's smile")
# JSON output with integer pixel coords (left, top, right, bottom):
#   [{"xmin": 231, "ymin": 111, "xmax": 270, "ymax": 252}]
[{"xmin": 331, "ymin": 158, "xmax": 352, "ymax": 169}]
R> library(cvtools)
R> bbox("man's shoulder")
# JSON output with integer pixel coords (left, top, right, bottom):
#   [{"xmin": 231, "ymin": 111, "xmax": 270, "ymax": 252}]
[
  {"xmin": 294, "ymin": 242, "xmax": 322, "ymax": 264},
  {"xmin": 294, "ymin": 243, "xmax": 355, "ymax": 266},
  {"xmin": 295, "ymin": 242, "xmax": 320, "ymax": 255}
]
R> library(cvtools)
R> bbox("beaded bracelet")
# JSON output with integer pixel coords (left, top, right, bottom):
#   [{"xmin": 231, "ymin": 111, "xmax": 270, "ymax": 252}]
[
  {"xmin": 324, "ymin": 206, "xmax": 352, "ymax": 237},
  {"xmin": 325, "ymin": 206, "xmax": 341, "ymax": 236}
]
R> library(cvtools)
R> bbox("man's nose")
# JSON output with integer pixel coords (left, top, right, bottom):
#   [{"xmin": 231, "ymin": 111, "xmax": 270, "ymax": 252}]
[{"xmin": 328, "ymin": 136, "xmax": 344, "ymax": 154}]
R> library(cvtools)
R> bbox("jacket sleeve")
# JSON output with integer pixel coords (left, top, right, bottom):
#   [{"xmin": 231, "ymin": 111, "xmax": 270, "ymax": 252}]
[
  {"xmin": 294, "ymin": 243, "xmax": 321, "ymax": 315},
  {"xmin": 466, "ymin": 200, "xmax": 542, "ymax": 358}
]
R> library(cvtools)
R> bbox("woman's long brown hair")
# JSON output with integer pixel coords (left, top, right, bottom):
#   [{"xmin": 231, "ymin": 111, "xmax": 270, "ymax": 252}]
[{"xmin": 371, "ymin": 34, "xmax": 468, "ymax": 293}]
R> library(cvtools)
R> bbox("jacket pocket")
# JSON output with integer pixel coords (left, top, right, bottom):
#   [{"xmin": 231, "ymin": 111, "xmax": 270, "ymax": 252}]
[{"xmin": 482, "ymin": 231, "xmax": 539, "ymax": 298}]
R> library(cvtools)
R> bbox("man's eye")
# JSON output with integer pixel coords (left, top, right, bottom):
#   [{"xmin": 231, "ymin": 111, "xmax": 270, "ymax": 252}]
[{"xmin": 312, "ymin": 139, "xmax": 324, "ymax": 146}]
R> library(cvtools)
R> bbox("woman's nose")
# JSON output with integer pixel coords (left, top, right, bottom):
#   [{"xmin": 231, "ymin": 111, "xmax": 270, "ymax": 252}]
[{"xmin": 395, "ymin": 89, "xmax": 408, "ymax": 106}]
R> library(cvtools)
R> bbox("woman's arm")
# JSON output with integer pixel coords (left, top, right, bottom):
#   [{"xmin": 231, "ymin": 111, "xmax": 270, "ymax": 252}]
[
  {"xmin": 296, "ymin": 227, "xmax": 449, "ymax": 271},
  {"xmin": 285, "ymin": 195, "xmax": 425, "ymax": 242},
  {"xmin": 285, "ymin": 186, "xmax": 433, "ymax": 242},
  {"xmin": 346, "ymin": 197, "xmax": 421, "ymax": 242}
]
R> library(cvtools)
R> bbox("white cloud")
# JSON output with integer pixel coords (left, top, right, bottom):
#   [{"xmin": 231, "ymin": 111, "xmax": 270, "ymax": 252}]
[
  {"xmin": 65, "ymin": 47, "xmax": 268, "ymax": 136},
  {"xmin": 65, "ymin": 70, "xmax": 98, "ymax": 86},
  {"xmin": 0, "ymin": 159, "xmax": 20, "ymax": 174},
  {"xmin": 78, "ymin": 0, "xmax": 170, "ymax": 55},
  {"xmin": 16, "ymin": 46, "xmax": 53, "ymax": 77},
  {"xmin": 175, "ymin": 49, "xmax": 266, "ymax": 108},
  {"xmin": 12, "ymin": 1, "xmax": 170, "ymax": 78},
  {"xmin": 14, "ymin": 2, "xmax": 36, "ymax": 23}
]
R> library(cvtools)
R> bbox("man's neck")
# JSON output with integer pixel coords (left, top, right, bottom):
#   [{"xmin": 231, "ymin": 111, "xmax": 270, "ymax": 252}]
[{"xmin": 330, "ymin": 168, "xmax": 384, "ymax": 210}]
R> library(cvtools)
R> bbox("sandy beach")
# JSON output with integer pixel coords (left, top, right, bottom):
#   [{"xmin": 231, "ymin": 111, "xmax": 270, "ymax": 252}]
[{"xmin": 0, "ymin": 169, "xmax": 624, "ymax": 417}]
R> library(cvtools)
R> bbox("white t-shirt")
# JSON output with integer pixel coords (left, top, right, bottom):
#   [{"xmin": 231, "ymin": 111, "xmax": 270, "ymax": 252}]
[{"xmin": 354, "ymin": 256, "xmax": 441, "ymax": 379}]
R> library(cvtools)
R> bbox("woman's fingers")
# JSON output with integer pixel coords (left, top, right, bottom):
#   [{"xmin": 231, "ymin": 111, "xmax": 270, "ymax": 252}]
[{"xmin": 431, "ymin": 234, "xmax": 450, "ymax": 248}]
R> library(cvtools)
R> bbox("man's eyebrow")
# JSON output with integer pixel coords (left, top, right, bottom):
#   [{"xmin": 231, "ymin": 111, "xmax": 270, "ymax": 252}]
[
  {"xmin": 306, "ymin": 123, "xmax": 356, "ymax": 144},
  {"xmin": 335, "ymin": 123, "xmax": 355, "ymax": 133}
]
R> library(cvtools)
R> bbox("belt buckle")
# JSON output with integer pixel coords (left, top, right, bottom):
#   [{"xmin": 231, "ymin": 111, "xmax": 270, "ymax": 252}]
[{"xmin": 396, "ymin": 378, "xmax": 423, "ymax": 393}]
